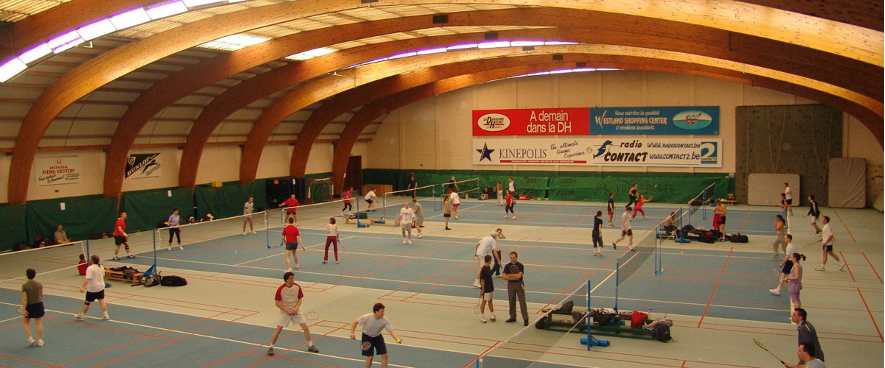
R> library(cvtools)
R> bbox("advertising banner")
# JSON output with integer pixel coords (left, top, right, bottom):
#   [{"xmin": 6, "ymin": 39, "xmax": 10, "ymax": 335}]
[
  {"xmin": 474, "ymin": 138, "xmax": 722, "ymax": 167},
  {"xmin": 590, "ymin": 106, "xmax": 719, "ymax": 135},
  {"xmin": 35, "ymin": 156, "xmax": 82, "ymax": 186},
  {"xmin": 472, "ymin": 108, "xmax": 590, "ymax": 136},
  {"xmin": 126, "ymin": 153, "xmax": 162, "ymax": 179}
]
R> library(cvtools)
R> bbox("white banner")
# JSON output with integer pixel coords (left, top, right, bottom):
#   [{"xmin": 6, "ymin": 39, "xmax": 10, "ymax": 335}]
[
  {"xmin": 35, "ymin": 156, "xmax": 82, "ymax": 186},
  {"xmin": 474, "ymin": 138, "xmax": 722, "ymax": 167}
]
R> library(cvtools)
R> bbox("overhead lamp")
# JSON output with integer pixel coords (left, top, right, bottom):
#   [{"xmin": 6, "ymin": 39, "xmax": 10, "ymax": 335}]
[
  {"xmin": 227, "ymin": 0, "xmax": 252, "ymax": 2},
  {"xmin": 286, "ymin": 47, "xmax": 336, "ymax": 61},
  {"xmin": 510, "ymin": 41, "xmax": 544, "ymax": 47},
  {"xmin": 0, "ymin": 59, "xmax": 28, "ymax": 83},
  {"xmin": 544, "ymin": 41, "xmax": 578, "ymax": 46},
  {"xmin": 477, "ymin": 41, "xmax": 511, "ymax": 49},
  {"xmin": 387, "ymin": 51, "xmax": 416, "ymax": 60},
  {"xmin": 183, "ymin": 0, "xmax": 226, "ymax": 7},
  {"xmin": 18, "ymin": 44, "xmax": 53, "ymax": 64},
  {"xmin": 47, "ymin": 30, "xmax": 85, "ymax": 53},
  {"xmin": 200, "ymin": 34, "xmax": 270, "ymax": 50},
  {"xmin": 446, "ymin": 43, "xmax": 477, "ymax": 50},
  {"xmin": 416, "ymin": 48, "xmax": 447, "ymax": 55},
  {"xmin": 595, "ymin": 68, "xmax": 618, "ymax": 71},
  {"xmin": 77, "ymin": 19, "xmax": 117, "ymax": 41},
  {"xmin": 571, "ymin": 68, "xmax": 596, "ymax": 72},
  {"xmin": 110, "ymin": 8, "xmax": 152, "ymax": 30},
  {"xmin": 525, "ymin": 71, "xmax": 550, "ymax": 77},
  {"xmin": 549, "ymin": 69, "xmax": 573, "ymax": 74},
  {"xmin": 146, "ymin": 1, "xmax": 189, "ymax": 20}
]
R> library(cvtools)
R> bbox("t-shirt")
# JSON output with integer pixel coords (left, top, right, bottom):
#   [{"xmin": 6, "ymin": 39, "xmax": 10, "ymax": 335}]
[
  {"xmin": 621, "ymin": 211, "xmax": 632, "ymax": 230},
  {"xmin": 408, "ymin": 179, "xmax": 417, "ymax": 189},
  {"xmin": 365, "ymin": 191, "xmax": 377, "ymax": 201},
  {"xmin": 802, "ymin": 359, "xmax": 825, "ymax": 368},
  {"xmin": 274, "ymin": 282, "xmax": 304, "ymax": 309},
  {"xmin": 21, "ymin": 280, "xmax": 42, "ymax": 304},
  {"xmin": 284, "ymin": 198, "xmax": 299, "ymax": 213},
  {"xmin": 282, "ymin": 225, "xmax": 300, "ymax": 244},
  {"xmin": 244, "ymin": 201, "xmax": 254, "ymax": 215},
  {"xmin": 443, "ymin": 199, "xmax": 452, "ymax": 214},
  {"xmin": 399, "ymin": 208, "xmax": 415, "ymax": 224},
  {"xmin": 607, "ymin": 198, "xmax": 614, "ymax": 211},
  {"xmin": 327, "ymin": 223, "xmax": 338, "ymax": 237},
  {"xmin": 508, "ymin": 181, "xmax": 516, "ymax": 192},
  {"xmin": 785, "ymin": 186, "xmax": 792, "ymax": 200},
  {"xmin": 113, "ymin": 218, "xmax": 126, "ymax": 236},
  {"xmin": 503, "ymin": 261, "xmax": 524, "ymax": 283},
  {"xmin": 480, "ymin": 265, "xmax": 494, "ymax": 293},
  {"xmin": 85, "ymin": 264, "xmax": 105, "ymax": 293},
  {"xmin": 449, "ymin": 192, "xmax": 460, "ymax": 205},
  {"xmin": 357, "ymin": 313, "xmax": 393, "ymax": 338},
  {"xmin": 821, "ymin": 223, "xmax": 833, "ymax": 244},
  {"xmin": 413, "ymin": 202, "xmax": 424, "ymax": 217},
  {"xmin": 54, "ymin": 230, "xmax": 68, "ymax": 243},
  {"xmin": 78, "ymin": 259, "xmax": 88, "ymax": 275},
  {"xmin": 785, "ymin": 242, "xmax": 797, "ymax": 258},
  {"xmin": 475, "ymin": 236, "xmax": 498, "ymax": 257},
  {"xmin": 505, "ymin": 193, "xmax": 514, "ymax": 205},
  {"xmin": 593, "ymin": 217, "xmax": 602, "ymax": 234},
  {"xmin": 168, "ymin": 214, "xmax": 180, "ymax": 226},
  {"xmin": 344, "ymin": 190, "xmax": 352, "ymax": 203}
]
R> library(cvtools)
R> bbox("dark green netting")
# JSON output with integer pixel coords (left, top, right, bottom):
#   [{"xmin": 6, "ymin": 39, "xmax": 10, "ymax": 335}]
[
  {"xmin": 25, "ymin": 195, "xmax": 118, "ymax": 243},
  {"xmin": 548, "ymin": 175, "xmax": 730, "ymax": 204},
  {"xmin": 0, "ymin": 204, "xmax": 27, "ymax": 252},
  {"xmin": 195, "ymin": 181, "xmax": 260, "ymax": 219},
  {"xmin": 121, "ymin": 187, "xmax": 194, "ymax": 233}
]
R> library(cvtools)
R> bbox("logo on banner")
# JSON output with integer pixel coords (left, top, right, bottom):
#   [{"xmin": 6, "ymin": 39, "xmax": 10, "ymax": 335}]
[
  {"xmin": 477, "ymin": 113, "xmax": 511, "ymax": 132},
  {"xmin": 126, "ymin": 153, "xmax": 162, "ymax": 178},
  {"xmin": 699, "ymin": 142, "xmax": 718, "ymax": 164},
  {"xmin": 592, "ymin": 140, "xmax": 613, "ymax": 158},
  {"xmin": 673, "ymin": 110, "xmax": 713, "ymax": 130},
  {"xmin": 476, "ymin": 143, "xmax": 496, "ymax": 162}
]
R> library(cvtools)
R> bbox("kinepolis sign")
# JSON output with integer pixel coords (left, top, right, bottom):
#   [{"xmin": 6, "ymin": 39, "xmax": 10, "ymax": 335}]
[
  {"xmin": 126, "ymin": 153, "xmax": 162, "ymax": 179},
  {"xmin": 474, "ymin": 138, "xmax": 721, "ymax": 167}
]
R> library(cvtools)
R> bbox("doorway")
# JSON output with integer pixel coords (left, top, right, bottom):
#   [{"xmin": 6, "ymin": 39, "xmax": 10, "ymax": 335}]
[{"xmin": 345, "ymin": 156, "xmax": 362, "ymax": 194}]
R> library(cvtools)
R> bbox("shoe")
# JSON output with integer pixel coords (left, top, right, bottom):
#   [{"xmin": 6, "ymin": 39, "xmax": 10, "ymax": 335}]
[
  {"xmin": 179, "ymin": 246, "xmax": 183, "ymax": 250},
  {"xmin": 252, "ymin": 231, "xmax": 257, "ymax": 234},
  {"xmin": 480, "ymin": 316, "xmax": 487, "ymax": 323},
  {"xmin": 416, "ymin": 233, "xmax": 424, "ymax": 238},
  {"xmin": 612, "ymin": 243, "xmax": 617, "ymax": 249},
  {"xmin": 607, "ymin": 224, "xmax": 614, "ymax": 227},
  {"xmin": 408, "ymin": 239, "xmax": 412, "ymax": 244},
  {"xmin": 629, "ymin": 248, "xmax": 637, "ymax": 252},
  {"xmin": 243, "ymin": 232, "xmax": 247, "ymax": 236},
  {"xmin": 772, "ymin": 254, "xmax": 779, "ymax": 258},
  {"xmin": 36, "ymin": 339, "xmax": 43, "ymax": 347},
  {"xmin": 455, "ymin": 216, "xmax": 459, "ymax": 220},
  {"xmin": 490, "ymin": 315, "xmax": 496, "ymax": 322},
  {"xmin": 495, "ymin": 274, "xmax": 502, "ymax": 278},
  {"xmin": 295, "ymin": 264, "xmax": 299, "ymax": 270},
  {"xmin": 102, "ymin": 315, "xmax": 110, "ymax": 320},
  {"xmin": 524, "ymin": 320, "xmax": 529, "ymax": 326},
  {"xmin": 445, "ymin": 227, "xmax": 451, "ymax": 230},
  {"xmin": 287, "ymin": 268, "xmax": 293, "ymax": 273},
  {"xmin": 814, "ymin": 266, "xmax": 825, "ymax": 271},
  {"xmin": 75, "ymin": 314, "xmax": 84, "ymax": 320},
  {"xmin": 323, "ymin": 260, "xmax": 328, "ymax": 264},
  {"xmin": 839, "ymin": 263, "xmax": 846, "ymax": 271},
  {"xmin": 308, "ymin": 345, "xmax": 319, "ymax": 353},
  {"xmin": 112, "ymin": 256, "xmax": 120, "ymax": 261},
  {"xmin": 473, "ymin": 281, "xmax": 481, "ymax": 288},
  {"xmin": 267, "ymin": 347, "xmax": 274, "ymax": 356},
  {"xmin": 167, "ymin": 246, "xmax": 171, "ymax": 251},
  {"xmin": 403, "ymin": 239, "xmax": 407, "ymax": 244},
  {"xmin": 512, "ymin": 216, "xmax": 516, "ymax": 219},
  {"xmin": 28, "ymin": 337, "xmax": 35, "ymax": 346},
  {"xmin": 335, "ymin": 261, "xmax": 339, "ymax": 264},
  {"xmin": 769, "ymin": 288, "xmax": 781, "ymax": 295},
  {"xmin": 127, "ymin": 255, "xmax": 135, "ymax": 259},
  {"xmin": 504, "ymin": 215, "xmax": 508, "ymax": 219},
  {"xmin": 505, "ymin": 318, "xmax": 516, "ymax": 323}
]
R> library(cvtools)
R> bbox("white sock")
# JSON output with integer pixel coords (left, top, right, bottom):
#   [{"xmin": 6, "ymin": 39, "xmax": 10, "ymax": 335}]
[{"xmin": 307, "ymin": 340, "xmax": 314, "ymax": 347}]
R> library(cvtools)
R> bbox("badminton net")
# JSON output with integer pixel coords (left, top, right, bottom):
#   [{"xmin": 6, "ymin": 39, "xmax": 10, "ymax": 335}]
[{"xmin": 382, "ymin": 184, "xmax": 437, "ymax": 220}]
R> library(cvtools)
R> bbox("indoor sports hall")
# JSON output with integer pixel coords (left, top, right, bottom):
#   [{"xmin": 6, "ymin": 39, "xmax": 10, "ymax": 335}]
[{"xmin": 0, "ymin": 1, "xmax": 882, "ymax": 368}]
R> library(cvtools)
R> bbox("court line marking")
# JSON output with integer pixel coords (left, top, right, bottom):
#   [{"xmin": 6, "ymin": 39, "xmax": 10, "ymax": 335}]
[
  {"xmin": 861, "ymin": 252, "xmax": 883, "ymax": 284},
  {"xmin": 697, "ymin": 278, "xmax": 721, "ymax": 328},
  {"xmin": 832, "ymin": 209, "xmax": 857, "ymax": 242},
  {"xmin": 856, "ymin": 287, "xmax": 883, "ymax": 342},
  {"xmin": 720, "ymin": 247, "xmax": 733, "ymax": 274},
  {"xmin": 840, "ymin": 251, "xmax": 856, "ymax": 282}
]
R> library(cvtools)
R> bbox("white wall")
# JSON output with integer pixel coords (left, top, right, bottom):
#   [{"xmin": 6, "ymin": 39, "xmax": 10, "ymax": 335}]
[{"xmin": 844, "ymin": 114, "xmax": 884, "ymax": 206}]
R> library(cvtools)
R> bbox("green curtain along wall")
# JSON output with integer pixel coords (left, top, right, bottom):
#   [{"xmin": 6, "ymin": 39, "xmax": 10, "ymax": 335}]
[
  {"xmin": 25, "ymin": 195, "xmax": 118, "ymax": 246},
  {"xmin": 195, "ymin": 180, "xmax": 270, "ymax": 219},
  {"xmin": 0, "ymin": 204, "xmax": 27, "ymax": 251},
  {"xmin": 361, "ymin": 169, "xmax": 733, "ymax": 204},
  {"xmin": 735, "ymin": 104, "xmax": 842, "ymax": 206},
  {"xmin": 121, "ymin": 187, "xmax": 195, "ymax": 233}
]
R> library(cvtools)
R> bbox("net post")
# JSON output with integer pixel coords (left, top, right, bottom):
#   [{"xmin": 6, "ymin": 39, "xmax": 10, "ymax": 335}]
[
  {"xmin": 587, "ymin": 279, "xmax": 592, "ymax": 350},
  {"xmin": 654, "ymin": 224, "xmax": 663, "ymax": 276},
  {"xmin": 614, "ymin": 259, "xmax": 619, "ymax": 313},
  {"xmin": 265, "ymin": 211, "xmax": 270, "ymax": 249},
  {"xmin": 85, "ymin": 239, "xmax": 90, "ymax": 259},
  {"xmin": 675, "ymin": 207, "xmax": 690, "ymax": 243}
]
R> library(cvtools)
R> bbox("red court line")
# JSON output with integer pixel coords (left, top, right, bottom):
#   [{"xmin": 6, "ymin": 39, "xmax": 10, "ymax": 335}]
[
  {"xmin": 832, "ymin": 210, "xmax": 856, "ymax": 242},
  {"xmin": 840, "ymin": 251, "xmax": 856, "ymax": 282},
  {"xmin": 537, "ymin": 270, "xmax": 593, "ymax": 312},
  {"xmin": 862, "ymin": 252, "xmax": 883, "ymax": 284},
  {"xmin": 680, "ymin": 361, "xmax": 687, "ymax": 368},
  {"xmin": 737, "ymin": 208, "xmax": 750, "ymax": 233},
  {"xmin": 462, "ymin": 341, "xmax": 502, "ymax": 368},
  {"xmin": 697, "ymin": 278, "xmax": 721, "ymax": 328},
  {"xmin": 0, "ymin": 353, "xmax": 60, "ymax": 368},
  {"xmin": 402, "ymin": 263, "xmax": 482, "ymax": 301},
  {"xmin": 857, "ymin": 287, "xmax": 883, "ymax": 342},
  {"xmin": 720, "ymin": 247, "xmax": 733, "ymax": 274}
]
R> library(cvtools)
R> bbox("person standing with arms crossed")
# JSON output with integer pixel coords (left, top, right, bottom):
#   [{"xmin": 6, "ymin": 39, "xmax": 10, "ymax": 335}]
[
  {"xmin": 807, "ymin": 195, "xmax": 821, "ymax": 235},
  {"xmin": 22, "ymin": 268, "xmax": 45, "ymax": 347},
  {"xmin": 76, "ymin": 255, "xmax": 109, "ymax": 321},
  {"xmin": 815, "ymin": 216, "xmax": 844, "ymax": 271},
  {"xmin": 112, "ymin": 212, "xmax": 132, "ymax": 260},
  {"xmin": 279, "ymin": 194, "xmax": 299, "ymax": 224},
  {"xmin": 350, "ymin": 303, "xmax": 402, "ymax": 368},
  {"xmin": 504, "ymin": 189, "xmax": 516, "ymax": 219},
  {"xmin": 592, "ymin": 211, "xmax": 604, "ymax": 256},
  {"xmin": 166, "ymin": 208, "xmax": 183, "ymax": 251},
  {"xmin": 266, "ymin": 271, "xmax": 319, "ymax": 356},
  {"xmin": 324, "ymin": 217, "xmax": 339, "ymax": 264},
  {"xmin": 495, "ymin": 180, "xmax": 504, "ymax": 206},
  {"xmin": 502, "ymin": 251, "xmax": 529, "ymax": 326},
  {"xmin": 772, "ymin": 215, "xmax": 788, "ymax": 258},
  {"xmin": 785, "ymin": 252, "xmax": 806, "ymax": 310},
  {"xmin": 396, "ymin": 202, "xmax": 415, "ymax": 244},
  {"xmin": 243, "ymin": 196, "xmax": 257, "ymax": 235},
  {"xmin": 411, "ymin": 197, "xmax": 424, "ymax": 237},
  {"xmin": 282, "ymin": 218, "xmax": 305, "ymax": 272},
  {"xmin": 713, "ymin": 199, "xmax": 727, "ymax": 241},
  {"xmin": 606, "ymin": 192, "xmax": 615, "ymax": 227},
  {"xmin": 612, "ymin": 206, "xmax": 634, "ymax": 251},
  {"xmin": 507, "ymin": 177, "xmax": 517, "ymax": 197}
]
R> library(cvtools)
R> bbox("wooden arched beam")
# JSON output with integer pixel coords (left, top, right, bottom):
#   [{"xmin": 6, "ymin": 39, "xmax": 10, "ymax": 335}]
[{"xmin": 9, "ymin": 2, "xmax": 882, "ymax": 203}]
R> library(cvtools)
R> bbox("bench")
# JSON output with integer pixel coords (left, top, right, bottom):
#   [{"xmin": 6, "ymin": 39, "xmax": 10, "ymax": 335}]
[{"xmin": 105, "ymin": 269, "xmax": 143, "ymax": 284}]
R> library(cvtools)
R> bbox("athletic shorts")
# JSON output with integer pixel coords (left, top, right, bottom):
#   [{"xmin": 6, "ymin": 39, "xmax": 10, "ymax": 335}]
[
  {"xmin": 114, "ymin": 236, "xmax": 127, "ymax": 245},
  {"xmin": 719, "ymin": 216, "xmax": 726, "ymax": 224},
  {"xmin": 366, "ymin": 199, "xmax": 374, "ymax": 204},
  {"xmin": 824, "ymin": 244, "xmax": 833, "ymax": 252},
  {"xmin": 781, "ymin": 260, "xmax": 794, "ymax": 274},
  {"xmin": 810, "ymin": 216, "xmax": 819, "ymax": 223},
  {"xmin": 483, "ymin": 291, "xmax": 494, "ymax": 301},
  {"xmin": 415, "ymin": 217, "xmax": 424, "ymax": 227},
  {"xmin": 85, "ymin": 290, "xmax": 105, "ymax": 302},
  {"xmin": 286, "ymin": 211, "xmax": 297, "ymax": 215},
  {"xmin": 244, "ymin": 215, "xmax": 253, "ymax": 222},
  {"xmin": 607, "ymin": 209, "xmax": 613, "ymax": 215},
  {"xmin": 25, "ymin": 301, "xmax": 45, "ymax": 319},
  {"xmin": 401, "ymin": 222, "xmax": 412, "ymax": 232},
  {"xmin": 786, "ymin": 199, "xmax": 793, "ymax": 205},
  {"xmin": 622, "ymin": 229, "xmax": 633, "ymax": 236},
  {"xmin": 453, "ymin": 203, "xmax": 460, "ymax": 209},
  {"xmin": 285, "ymin": 241, "xmax": 298, "ymax": 251},
  {"xmin": 444, "ymin": 213, "xmax": 451, "ymax": 218},
  {"xmin": 361, "ymin": 333, "xmax": 387, "ymax": 356},
  {"xmin": 275, "ymin": 310, "xmax": 305, "ymax": 327}
]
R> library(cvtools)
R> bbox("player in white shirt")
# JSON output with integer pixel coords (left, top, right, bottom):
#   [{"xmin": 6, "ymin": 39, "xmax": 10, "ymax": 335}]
[
  {"xmin": 396, "ymin": 203, "xmax": 415, "ymax": 244},
  {"xmin": 784, "ymin": 182, "xmax": 793, "ymax": 216},
  {"xmin": 76, "ymin": 255, "xmax": 109, "ymax": 321},
  {"xmin": 364, "ymin": 189, "xmax": 377, "ymax": 211},
  {"xmin": 267, "ymin": 272, "xmax": 318, "ymax": 356},
  {"xmin": 815, "ymin": 216, "xmax": 844, "ymax": 271},
  {"xmin": 473, "ymin": 229, "xmax": 504, "ymax": 287},
  {"xmin": 350, "ymin": 303, "xmax": 402, "ymax": 368},
  {"xmin": 612, "ymin": 206, "xmax": 634, "ymax": 251},
  {"xmin": 448, "ymin": 188, "xmax": 461, "ymax": 220},
  {"xmin": 243, "ymin": 196, "xmax": 257, "ymax": 235}
]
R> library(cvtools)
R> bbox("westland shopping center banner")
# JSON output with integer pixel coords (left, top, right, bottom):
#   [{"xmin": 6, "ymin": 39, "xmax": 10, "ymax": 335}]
[
  {"xmin": 590, "ymin": 106, "xmax": 719, "ymax": 135},
  {"xmin": 474, "ymin": 138, "xmax": 722, "ymax": 167}
]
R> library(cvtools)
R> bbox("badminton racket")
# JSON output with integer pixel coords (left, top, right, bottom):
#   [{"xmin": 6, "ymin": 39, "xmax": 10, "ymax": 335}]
[
  {"xmin": 474, "ymin": 295, "xmax": 482, "ymax": 314},
  {"xmin": 16, "ymin": 305, "xmax": 25, "ymax": 316},
  {"xmin": 771, "ymin": 267, "xmax": 782, "ymax": 277},
  {"xmin": 337, "ymin": 235, "xmax": 345, "ymax": 251},
  {"xmin": 752, "ymin": 338, "xmax": 785, "ymax": 364},
  {"xmin": 306, "ymin": 311, "xmax": 319, "ymax": 320}
]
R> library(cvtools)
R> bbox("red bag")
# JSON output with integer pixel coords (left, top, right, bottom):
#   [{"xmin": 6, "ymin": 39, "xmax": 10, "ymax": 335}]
[{"xmin": 631, "ymin": 311, "xmax": 649, "ymax": 328}]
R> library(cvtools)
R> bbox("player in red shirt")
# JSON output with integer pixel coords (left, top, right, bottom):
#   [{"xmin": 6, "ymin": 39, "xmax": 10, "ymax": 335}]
[
  {"xmin": 282, "ymin": 217, "xmax": 305, "ymax": 272},
  {"xmin": 112, "ymin": 212, "xmax": 132, "ymax": 260},
  {"xmin": 504, "ymin": 190, "xmax": 516, "ymax": 219},
  {"xmin": 266, "ymin": 271, "xmax": 319, "ymax": 356},
  {"xmin": 279, "ymin": 194, "xmax": 300, "ymax": 224}
]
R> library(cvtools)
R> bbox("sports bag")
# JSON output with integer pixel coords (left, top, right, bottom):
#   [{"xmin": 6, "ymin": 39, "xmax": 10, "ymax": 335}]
[
  {"xmin": 653, "ymin": 324, "xmax": 672, "ymax": 342},
  {"xmin": 160, "ymin": 275, "xmax": 187, "ymax": 287}
]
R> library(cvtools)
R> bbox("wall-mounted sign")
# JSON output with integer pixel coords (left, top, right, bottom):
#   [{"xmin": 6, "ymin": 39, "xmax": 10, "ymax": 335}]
[
  {"xmin": 35, "ymin": 156, "xmax": 81, "ymax": 186},
  {"xmin": 126, "ymin": 153, "xmax": 162, "ymax": 179},
  {"xmin": 474, "ymin": 138, "xmax": 722, "ymax": 167},
  {"xmin": 590, "ymin": 106, "xmax": 719, "ymax": 135},
  {"xmin": 472, "ymin": 108, "xmax": 590, "ymax": 136}
]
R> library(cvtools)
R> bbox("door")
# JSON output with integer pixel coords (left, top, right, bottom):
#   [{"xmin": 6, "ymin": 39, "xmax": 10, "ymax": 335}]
[{"xmin": 345, "ymin": 156, "xmax": 362, "ymax": 194}]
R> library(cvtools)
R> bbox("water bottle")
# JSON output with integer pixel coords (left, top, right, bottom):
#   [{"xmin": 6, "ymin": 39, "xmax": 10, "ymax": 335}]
[{"xmin": 647, "ymin": 308, "xmax": 651, "ymax": 317}]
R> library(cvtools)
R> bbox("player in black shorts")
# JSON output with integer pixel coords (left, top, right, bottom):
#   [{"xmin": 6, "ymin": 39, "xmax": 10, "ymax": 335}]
[{"xmin": 592, "ymin": 211, "xmax": 604, "ymax": 256}]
